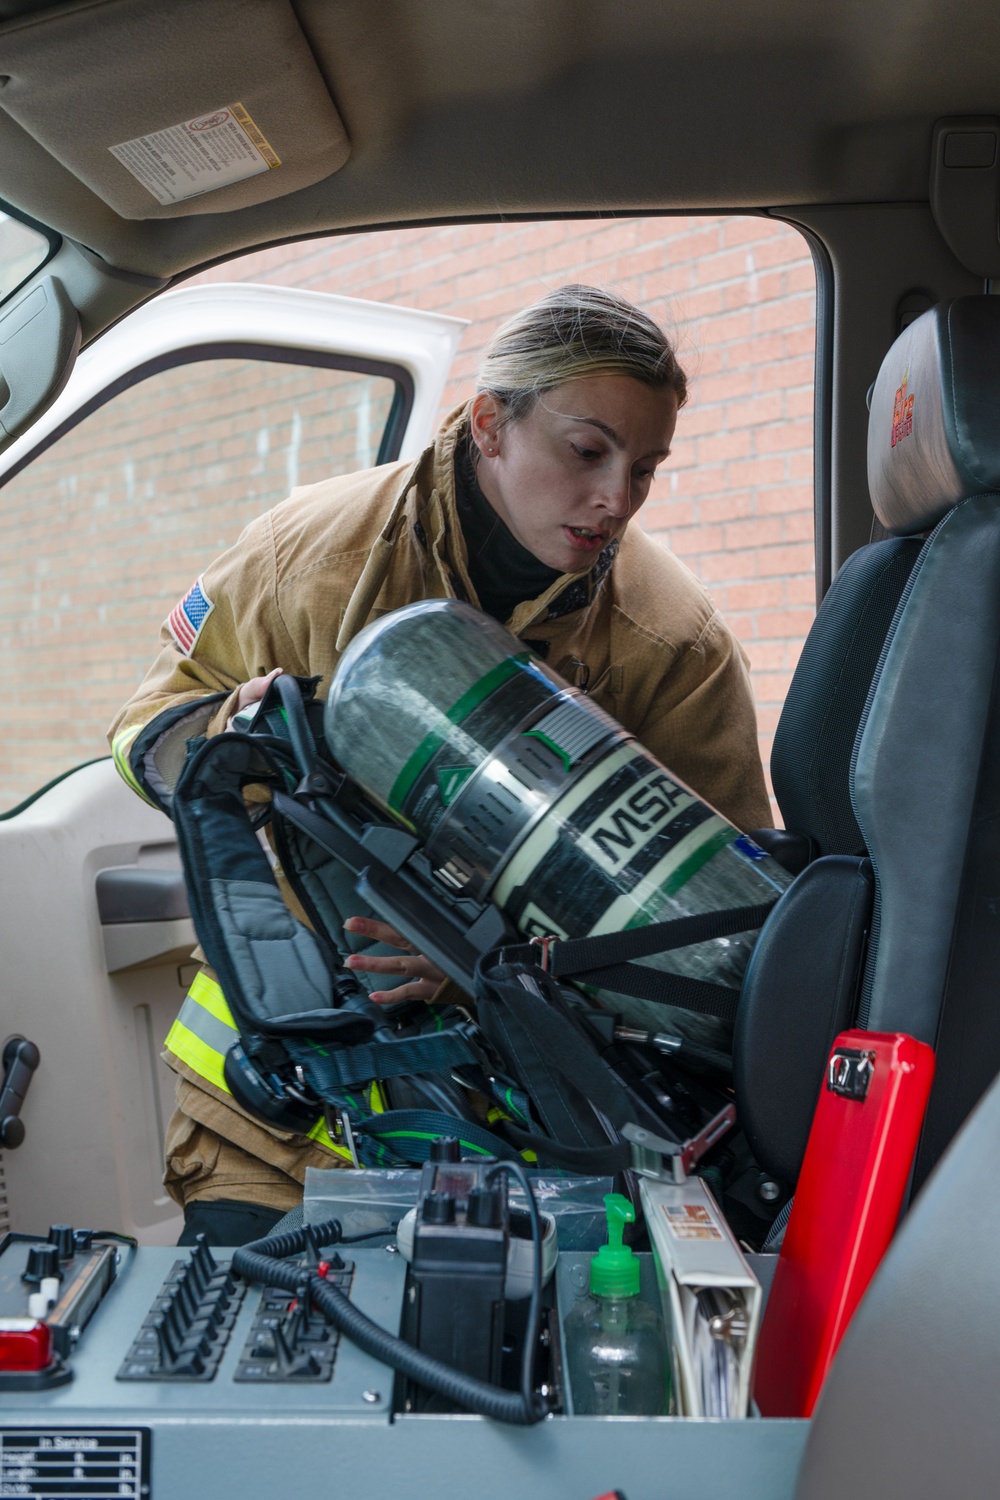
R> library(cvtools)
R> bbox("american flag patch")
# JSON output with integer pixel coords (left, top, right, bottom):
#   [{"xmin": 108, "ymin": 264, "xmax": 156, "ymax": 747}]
[{"xmin": 168, "ymin": 578, "xmax": 214, "ymax": 656}]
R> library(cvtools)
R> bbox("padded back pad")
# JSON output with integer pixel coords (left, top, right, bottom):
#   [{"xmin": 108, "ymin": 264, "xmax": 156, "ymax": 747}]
[
  {"xmin": 853, "ymin": 494, "xmax": 1000, "ymax": 1042},
  {"xmin": 772, "ymin": 538, "xmax": 923, "ymax": 856},
  {"xmin": 794, "ymin": 1069, "xmax": 1000, "ymax": 1500},
  {"xmin": 734, "ymin": 855, "xmax": 874, "ymax": 1186}
]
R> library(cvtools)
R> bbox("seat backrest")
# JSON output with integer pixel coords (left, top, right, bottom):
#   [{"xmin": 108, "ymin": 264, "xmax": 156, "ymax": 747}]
[
  {"xmin": 851, "ymin": 296, "xmax": 1000, "ymax": 1185},
  {"xmin": 734, "ymin": 538, "xmax": 923, "ymax": 1187},
  {"xmin": 771, "ymin": 535, "xmax": 923, "ymax": 857},
  {"xmin": 736, "ymin": 296, "xmax": 1000, "ymax": 1192}
]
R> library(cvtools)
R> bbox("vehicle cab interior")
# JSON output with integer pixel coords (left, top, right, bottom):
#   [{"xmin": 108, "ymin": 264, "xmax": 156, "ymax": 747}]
[{"xmin": 2, "ymin": 3, "xmax": 1000, "ymax": 1497}]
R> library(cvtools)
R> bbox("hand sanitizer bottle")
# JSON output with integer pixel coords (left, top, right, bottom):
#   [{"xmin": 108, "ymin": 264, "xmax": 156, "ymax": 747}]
[{"xmin": 564, "ymin": 1192, "xmax": 668, "ymax": 1415}]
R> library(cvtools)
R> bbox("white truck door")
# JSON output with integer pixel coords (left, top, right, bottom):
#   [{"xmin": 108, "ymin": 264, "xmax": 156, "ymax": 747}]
[{"xmin": 0, "ymin": 284, "xmax": 465, "ymax": 1243}]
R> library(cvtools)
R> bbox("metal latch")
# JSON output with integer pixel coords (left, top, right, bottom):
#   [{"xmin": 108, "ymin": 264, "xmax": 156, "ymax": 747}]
[
  {"xmin": 623, "ymin": 1103, "xmax": 737, "ymax": 1183},
  {"xmin": 827, "ymin": 1046, "xmax": 876, "ymax": 1100}
]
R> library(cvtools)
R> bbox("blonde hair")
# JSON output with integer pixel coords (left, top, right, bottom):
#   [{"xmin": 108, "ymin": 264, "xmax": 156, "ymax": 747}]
[{"xmin": 477, "ymin": 284, "xmax": 687, "ymax": 424}]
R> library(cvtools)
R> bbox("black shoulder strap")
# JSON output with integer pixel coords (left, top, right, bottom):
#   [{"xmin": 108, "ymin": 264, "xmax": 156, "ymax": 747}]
[
  {"xmin": 172, "ymin": 729, "xmax": 368, "ymax": 1041},
  {"xmin": 475, "ymin": 958, "xmax": 651, "ymax": 1168},
  {"xmin": 497, "ymin": 902, "xmax": 778, "ymax": 1024}
]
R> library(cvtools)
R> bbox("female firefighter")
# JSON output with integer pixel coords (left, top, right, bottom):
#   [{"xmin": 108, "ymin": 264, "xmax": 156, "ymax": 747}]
[{"xmin": 110, "ymin": 284, "xmax": 772, "ymax": 1244}]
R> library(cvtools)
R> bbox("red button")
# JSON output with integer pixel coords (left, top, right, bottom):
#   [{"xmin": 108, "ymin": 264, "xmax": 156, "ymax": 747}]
[{"xmin": 0, "ymin": 1318, "xmax": 53, "ymax": 1372}]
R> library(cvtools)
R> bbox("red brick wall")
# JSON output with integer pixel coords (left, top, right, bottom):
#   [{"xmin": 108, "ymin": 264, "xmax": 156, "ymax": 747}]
[
  {"xmin": 190, "ymin": 215, "xmax": 816, "ymax": 803},
  {"xmin": 0, "ymin": 214, "xmax": 814, "ymax": 815}
]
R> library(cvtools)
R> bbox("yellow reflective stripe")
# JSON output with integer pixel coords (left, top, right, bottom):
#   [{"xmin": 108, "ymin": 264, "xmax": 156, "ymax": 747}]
[
  {"xmin": 307, "ymin": 1115, "xmax": 353, "ymax": 1159},
  {"xmin": 165, "ymin": 975, "xmax": 237, "ymax": 1095},
  {"xmin": 368, "ymin": 1081, "xmax": 385, "ymax": 1115},
  {"xmin": 165, "ymin": 1015, "xmax": 230, "ymax": 1093},
  {"xmin": 169, "ymin": 972, "xmax": 354, "ymax": 1160},
  {"xmin": 111, "ymin": 724, "xmax": 157, "ymax": 807},
  {"xmin": 187, "ymin": 971, "xmax": 237, "ymax": 1027}
]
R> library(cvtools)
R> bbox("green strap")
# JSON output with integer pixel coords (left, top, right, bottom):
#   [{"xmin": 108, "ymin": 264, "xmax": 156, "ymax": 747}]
[{"xmin": 354, "ymin": 1109, "xmax": 522, "ymax": 1166}]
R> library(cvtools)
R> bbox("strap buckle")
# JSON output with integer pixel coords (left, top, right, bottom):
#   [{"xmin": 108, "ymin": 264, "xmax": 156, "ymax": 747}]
[
  {"xmin": 529, "ymin": 933, "xmax": 559, "ymax": 973},
  {"xmin": 324, "ymin": 1104, "xmax": 361, "ymax": 1169}
]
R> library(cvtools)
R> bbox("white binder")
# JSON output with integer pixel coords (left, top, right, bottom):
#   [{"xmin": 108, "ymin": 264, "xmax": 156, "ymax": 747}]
[{"xmin": 640, "ymin": 1173, "xmax": 762, "ymax": 1417}]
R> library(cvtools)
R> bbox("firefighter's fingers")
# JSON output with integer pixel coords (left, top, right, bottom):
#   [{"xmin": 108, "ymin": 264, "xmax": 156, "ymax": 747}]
[
  {"xmin": 343, "ymin": 915, "xmax": 415, "ymax": 952},
  {"xmin": 234, "ymin": 668, "xmax": 282, "ymax": 713},
  {"xmin": 368, "ymin": 979, "xmax": 440, "ymax": 1006},
  {"xmin": 343, "ymin": 949, "xmax": 443, "ymax": 982}
]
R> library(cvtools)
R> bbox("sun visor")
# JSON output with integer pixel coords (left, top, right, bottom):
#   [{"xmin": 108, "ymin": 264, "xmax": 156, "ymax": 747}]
[
  {"xmin": 868, "ymin": 297, "xmax": 1000, "ymax": 535},
  {"xmin": 0, "ymin": 0, "xmax": 350, "ymax": 220}
]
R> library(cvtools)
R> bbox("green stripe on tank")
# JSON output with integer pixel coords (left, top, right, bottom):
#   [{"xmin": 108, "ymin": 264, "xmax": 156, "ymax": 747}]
[
  {"xmin": 624, "ymin": 824, "xmax": 738, "ymax": 928},
  {"xmin": 387, "ymin": 652, "xmax": 531, "ymax": 813},
  {"xmin": 523, "ymin": 728, "xmax": 573, "ymax": 770}
]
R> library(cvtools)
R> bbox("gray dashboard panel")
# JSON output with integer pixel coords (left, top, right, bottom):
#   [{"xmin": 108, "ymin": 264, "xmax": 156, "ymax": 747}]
[{"xmin": 0, "ymin": 1246, "xmax": 808, "ymax": 1500}]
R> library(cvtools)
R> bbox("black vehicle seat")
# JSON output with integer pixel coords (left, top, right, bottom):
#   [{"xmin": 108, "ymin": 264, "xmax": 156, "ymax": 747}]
[
  {"xmin": 849, "ymin": 295, "xmax": 1000, "ymax": 1190},
  {"xmin": 768, "ymin": 535, "xmax": 924, "ymax": 865},
  {"xmin": 793, "ymin": 1064, "xmax": 1000, "ymax": 1500},
  {"xmin": 735, "ymin": 296, "xmax": 1000, "ymax": 1190}
]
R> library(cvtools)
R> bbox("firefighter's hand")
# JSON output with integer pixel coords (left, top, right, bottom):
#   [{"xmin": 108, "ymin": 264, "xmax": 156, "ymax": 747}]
[
  {"xmin": 226, "ymin": 667, "xmax": 283, "ymax": 729},
  {"xmin": 342, "ymin": 916, "xmax": 445, "ymax": 1004}
]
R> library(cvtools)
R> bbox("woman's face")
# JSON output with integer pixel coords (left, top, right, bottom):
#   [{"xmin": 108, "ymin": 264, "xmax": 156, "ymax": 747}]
[{"xmin": 470, "ymin": 373, "xmax": 679, "ymax": 574}]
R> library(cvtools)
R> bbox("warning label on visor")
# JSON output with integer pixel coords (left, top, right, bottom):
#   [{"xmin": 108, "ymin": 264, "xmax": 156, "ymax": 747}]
[{"xmin": 110, "ymin": 102, "xmax": 281, "ymax": 206}]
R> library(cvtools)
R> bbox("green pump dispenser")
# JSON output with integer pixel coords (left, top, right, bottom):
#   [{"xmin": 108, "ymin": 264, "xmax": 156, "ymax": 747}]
[{"xmin": 589, "ymin": 1193, "xmax": 641, "ymax": 1298}]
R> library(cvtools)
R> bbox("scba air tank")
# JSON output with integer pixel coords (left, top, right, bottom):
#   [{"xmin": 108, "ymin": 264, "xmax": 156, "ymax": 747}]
[{"xmin": 325, "ymin": 600, "xmax": 791, "ymax": 1043}]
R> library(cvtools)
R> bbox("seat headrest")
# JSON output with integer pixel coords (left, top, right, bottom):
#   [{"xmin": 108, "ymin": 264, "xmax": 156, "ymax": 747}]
[{"xmin": 868, "ymin": 297, "xmax": 1000, "ymax": 535}]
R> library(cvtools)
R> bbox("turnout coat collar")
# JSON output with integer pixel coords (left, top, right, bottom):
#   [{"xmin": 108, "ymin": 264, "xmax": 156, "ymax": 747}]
[{"xmin": 336, "ymin": 404, "xmax": 610, "ymax": 651}]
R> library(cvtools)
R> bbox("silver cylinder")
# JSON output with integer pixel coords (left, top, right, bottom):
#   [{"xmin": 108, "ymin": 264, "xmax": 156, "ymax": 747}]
[{"xmin": 326, "ymin": 600, "xmax": 790, "ymax": 1044}]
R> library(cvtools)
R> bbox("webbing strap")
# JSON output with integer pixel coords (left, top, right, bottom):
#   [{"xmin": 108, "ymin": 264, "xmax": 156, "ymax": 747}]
[
  {"xmin": 499, "ymin": 901, "xmax": 778, "ymax": 1023},
  {"xmin": 475, "ymin": 962, "xmax": 645, "ymax": 1168},
  {"xmin": 576, "ymin": 964, "xmax": 741, "ymax": 1022},
  {"xmin": 354, "ymin": 1109, "xmax": 522, "ymax": 1165},
  {"xmin": 291, "ymin": 1028, "xmax": 479, "ymax": 1092},
  {"xmin": 548, "ymin": 902, "xmax": 778, "ymax": 971}
]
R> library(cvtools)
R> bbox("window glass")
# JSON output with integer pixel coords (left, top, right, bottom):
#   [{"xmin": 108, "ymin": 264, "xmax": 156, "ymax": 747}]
[
  {"xmin": 0, "ymin": 214, "xmax": 816, "ymax": 820},
  {"xmin": 0, "ymin": 209, "xmax": 52, "ymax": 303},
  {"xmin": 0, "ymin": 357, "xmax": 396, "ymax": 811}
]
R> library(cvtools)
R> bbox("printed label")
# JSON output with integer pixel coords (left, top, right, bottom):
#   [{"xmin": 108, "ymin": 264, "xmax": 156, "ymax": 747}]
[
  {"xmin": 577, "ymin": 766, "xmax": 693, "ymax": 876},
  {"xmin": 110, "ymin": 102, "xmax": 280, "ymax": 206},
  {"xmin": 661, "ymin": 1202, "xmax": 723, "ymax": 1241},
  {"xmin": 0, "ymin": 1428, "xmax": 150, "ymax": 1498}
]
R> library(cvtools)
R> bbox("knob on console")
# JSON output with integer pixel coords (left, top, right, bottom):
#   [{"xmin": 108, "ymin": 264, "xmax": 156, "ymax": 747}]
[
  {"xmin": 466, "ymin": 1187, "xmax": 502, "ymax": 1228},
  {"xmin": 47, "ymin": 1225, "xmax": 75, "ymax": 1261},
  {"xmin": 422, "ymin": 1192, "xmax": 456, "ymax": 1225},
  {"xmin": 22, "ymin": 1244, "xmax": 61, "ymax": 1286}
]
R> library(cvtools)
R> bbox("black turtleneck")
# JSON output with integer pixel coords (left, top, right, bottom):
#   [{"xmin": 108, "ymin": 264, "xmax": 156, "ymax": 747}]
[{"xmin": 453, "ymin": 438, "xmax": 562, "ymax": 624}]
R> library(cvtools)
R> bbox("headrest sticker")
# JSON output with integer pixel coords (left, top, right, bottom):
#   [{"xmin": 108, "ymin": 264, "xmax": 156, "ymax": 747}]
[{"xmin": 890, "ymin": 372, "xmax": 914, "ymax": 450}]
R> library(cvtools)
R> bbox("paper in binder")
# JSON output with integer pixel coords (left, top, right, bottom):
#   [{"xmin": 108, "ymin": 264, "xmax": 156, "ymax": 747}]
[{"xmin": 640, "ymin": 1173, "xmax": 762, "ymax": 1417}]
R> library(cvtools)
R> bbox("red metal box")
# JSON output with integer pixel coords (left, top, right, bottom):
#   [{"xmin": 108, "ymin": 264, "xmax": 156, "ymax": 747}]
[{"xmin": 754, "ymin": 1029, "xmax": 935, "ymax": 1417}]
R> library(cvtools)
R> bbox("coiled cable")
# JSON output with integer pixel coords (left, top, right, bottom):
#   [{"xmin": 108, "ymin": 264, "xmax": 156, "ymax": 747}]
[{"xmin": 232, "ymin": 1215, "xmax": 547, "ymax": 1425}]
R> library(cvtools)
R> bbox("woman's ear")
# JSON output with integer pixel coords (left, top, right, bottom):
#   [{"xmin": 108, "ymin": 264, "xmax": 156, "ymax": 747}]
[{"xmin": 470, "ymin": 391, "xmax": 503, "ymax": 458}]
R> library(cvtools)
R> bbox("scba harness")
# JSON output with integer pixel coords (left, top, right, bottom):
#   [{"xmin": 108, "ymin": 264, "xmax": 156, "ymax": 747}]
[{"xmin": 168, "ymin": 673, "xmax": 769, "ymax": 1173}]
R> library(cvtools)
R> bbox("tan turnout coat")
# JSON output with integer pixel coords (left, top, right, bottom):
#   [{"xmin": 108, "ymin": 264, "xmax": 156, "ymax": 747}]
[{"xmin": 110, "ymin": 406, "xmax": 771, "ymax": 1210}]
